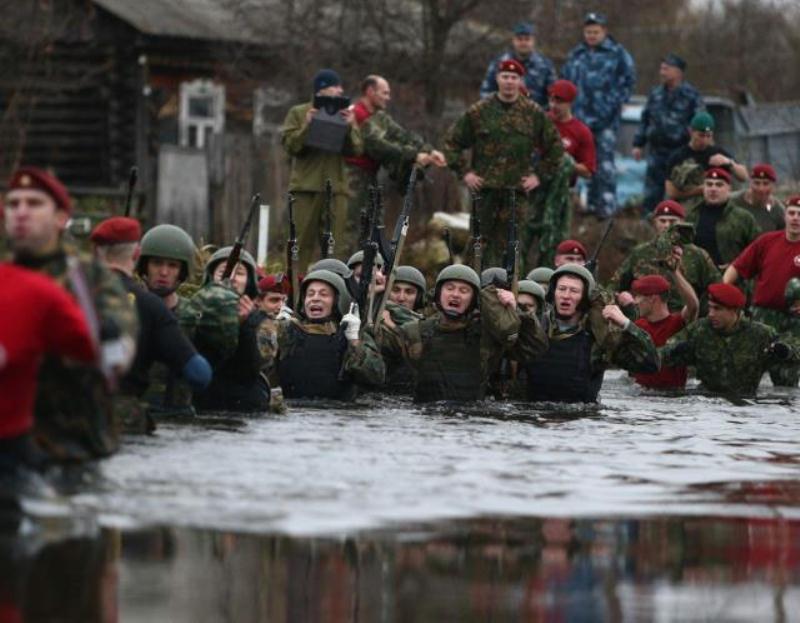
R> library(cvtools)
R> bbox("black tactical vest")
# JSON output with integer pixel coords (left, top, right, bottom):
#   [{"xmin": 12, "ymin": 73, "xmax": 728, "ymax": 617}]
[
  {"xmin": 413, "ymin": 318, "xmax": 484, "ymax": 403},
  {"xmin": 524, "ymin": 328, "xmax": 603, "ymax": 403},
  {"xmin": 277, "ymin": 322, "xmax": 354, "ymax": 400}
]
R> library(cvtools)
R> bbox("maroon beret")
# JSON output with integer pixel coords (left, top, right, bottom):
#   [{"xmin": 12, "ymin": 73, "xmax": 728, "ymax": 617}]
[
  {"xmin": 704, "ymin": 167, "xmax": 731, "ymax": 184},
  {"xmin": 786, "ymin": 195, "xmax": 800, "ymax": 208},
  {"xmin": 751, "ymin": 163, "xmax": 777, "ymax": 182},
  {"xmin": 548, "ymin": 79, "xmax": 578, "ymax": 103},
  {"xmin": 708, "ymin": 283, "xmax": 746, "ymax": 309},
  {"xmin": 555, "ymin": 239, "xmax": 587, "ymax": 259},
  {"xmin": 653, "ymin": 200, "xmax": 685, "ymax": 220},
  {"xmin": 258, "ymin": 274, "xmax": 290, "ymax": 295},
  {"xmin": 90, "ymin": 217, "xmax": 142, "ymax": 245},
  {"xmin": 497, "ymin": 59, "xmax": 525, "ymax": 77},
  {"xmin": 631, "ymin": 275, "xmax": 671, "ymax": 296},
  {"xmin": 7, "ymin": 166, "xmax": 72, "ymax": 214}
]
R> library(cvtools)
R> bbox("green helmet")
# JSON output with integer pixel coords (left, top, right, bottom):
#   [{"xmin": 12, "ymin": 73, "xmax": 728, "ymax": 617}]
[
  {"xmin": 785, "ymin": 278, "xmax": 800, "ymax": 306},
  {"xmin": 434, "ymin": 264, "xmax": 480, "ymax": 316},
  {"xmin": 394, "ymin": 265, "xmax": 427, "ymax": 310},
  {"xmin": 309, "ymin": 258, "xmax": 353, "ymax": 279},
  {"xmin": 203, "ymin": 246, "xmax": 259, "ymax": 298},
  {"xmin": 480, "ymin": 267, "xmax": 509, "ymax": 288},
  {"xmin": 347, "ymin": 249, "xmax": 385, "ymax": 269},
  {"xmin": 526, "ymin": 266, "xmax": 554, "ymax": 287},
  {"xmin": 136, "ymin": 224, "xmax": 196, "ymax": 282},
  {"xmin": 546, "ymin": 264, "xmax": 595, "ymax": 314},
  {"xmin": 518, "ymin": 279, "xmax": 546, "ymax": 304},
  {"xmin": 299, "ymin": 269, "xmax": 349, "ymax": 318}
]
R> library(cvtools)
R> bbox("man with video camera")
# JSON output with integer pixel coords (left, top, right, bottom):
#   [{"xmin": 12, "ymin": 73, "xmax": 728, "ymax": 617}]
[{"xmin": 281, "ymin": 69, "xmax": 363, "ymax": 269}]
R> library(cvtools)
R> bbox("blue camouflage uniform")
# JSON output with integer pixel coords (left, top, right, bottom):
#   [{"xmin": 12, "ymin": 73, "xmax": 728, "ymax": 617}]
[
  {"xmin": 562, "ymin": 36, "xmax": 636, "ymax": 218},
  {"xmin": 480, "ymin": 50, "xmax": 556, "ymax": 108},
  {"xmin": 634, "ymin": 81, "xmax": 704, "ymax": 214}
]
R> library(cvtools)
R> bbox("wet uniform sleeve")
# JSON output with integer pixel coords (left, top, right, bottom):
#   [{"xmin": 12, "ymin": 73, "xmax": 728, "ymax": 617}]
[
  {"xmin": 145, "ymin": 293, "xmax": 197, "ymax": 373},
  {"xmin": 659, "ymin": 323, "xmax": 697, "ymax": 368},
  {"xmin": 508, "ymin": 309, "xmax": 548, "ymax": 364},
  {"xmin": 342, "ymin": 328, "xmax": 386, "ymax": 387},
  {"xmin": 607, "ymin": 322, "xmax": 660, "ymax": 374},
  {"xmin": 479, "ymin": 286, "xmax": 522, "ymax": 349}
]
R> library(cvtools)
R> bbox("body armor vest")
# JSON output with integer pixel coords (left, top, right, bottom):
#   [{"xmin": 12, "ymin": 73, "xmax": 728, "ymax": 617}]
[{"xmin": 278, "ymin": 322, "xmax": 353, "ymax": 400}]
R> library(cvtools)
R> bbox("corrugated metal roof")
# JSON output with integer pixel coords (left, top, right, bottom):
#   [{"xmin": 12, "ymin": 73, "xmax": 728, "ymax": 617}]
[
  {"xmin": 738, "ymin": 102, "xmax": 800, "ymax": 136},
  {"xmin": 93, "ymin": 0, "xmax": 266, "ymax": 43}
]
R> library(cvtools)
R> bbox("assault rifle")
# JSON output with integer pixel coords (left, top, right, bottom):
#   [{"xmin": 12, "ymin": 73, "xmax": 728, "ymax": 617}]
[
  {"xmin": 221, "ymin": 193, "xmax": 260, "ymax": 281},
  {"xmin": 286, "ymin": 193, "xmax": 300, "ymax": 310},
  {"xmin": 388, "ymin": 166, "xmax": 420, "ymax": 262},
  {"xmin": 123, "ymin": 166, "xmax": 138, "ymax": 218},
  {"xmin": 320, "ymin": 179, "xmax": 335, "ymax": 258},
  {"xmin": 585, "ymin": 219, "xmax": 614, "ymax": 276},
  {"xmin": 468, "ymin": 191, "xmax": 483, "ymax": 273},
  {"xmin": 442, "ymin": 228, "xmax": 454, "ymax": 265},
  {"xmin": 503, "ymin": 189, "xmax": 520, "ymax": 298}
]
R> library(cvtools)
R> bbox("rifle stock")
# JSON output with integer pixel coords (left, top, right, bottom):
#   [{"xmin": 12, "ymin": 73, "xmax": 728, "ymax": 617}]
[{"xmin": 222, "ymin": 193, "xmax": 260, "ymax": 281}]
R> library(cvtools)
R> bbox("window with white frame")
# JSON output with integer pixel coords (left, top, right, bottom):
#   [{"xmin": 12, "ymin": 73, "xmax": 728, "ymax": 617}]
[{"xmin": 179, "ymin": 80, "xmax": 225, "ymax": 148}]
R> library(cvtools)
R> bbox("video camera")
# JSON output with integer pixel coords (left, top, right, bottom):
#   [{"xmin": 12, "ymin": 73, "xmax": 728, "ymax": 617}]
[{"xmin": 304, "ymin": 95, "xmax": 353, "ymax": 154}]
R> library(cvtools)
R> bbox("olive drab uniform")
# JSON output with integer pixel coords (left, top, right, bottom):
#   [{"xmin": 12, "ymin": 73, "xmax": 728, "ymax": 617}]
[
  {"xmin": 685, "ymin": 201, "xmax": 760, "ymax": 267},
  {"xmin": 660, "ymin": 318, "xmax": 800, "ymax": 396},
  {"xmin": 728, "ymin": 190, "xmax": 786, "ymax": 234},
  {"xmin": 443, "ymin": 94, "xmax": 564, "ymax": 268},
  {"xmin": 281, "ymin": 102, "xmax": 363, "ymax": 269},
  {"xmin": 378, "ymin": 286, "xmax": 548, "ymax": 402},
  {"xmin": 524, "ymin": 295, "xmax": 659, "ymax": 403},
  {"xmin": 17, "ymin": 246, "xmax": 138, "ymax": 462},
  {"xmin": 607, "ymin": 227, "xmax": 720, "ymax": 314}
]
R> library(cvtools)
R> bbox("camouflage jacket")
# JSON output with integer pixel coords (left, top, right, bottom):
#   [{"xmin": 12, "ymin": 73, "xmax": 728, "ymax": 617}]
[
  {"xmin": 362, "ymin": 110, "xmax": 431, "ymax": 178},
  {"xmin": 378, "ymin": 286, "xmax": 547, "ymax": 399},
  {"xmin": 17, "ymin": 245, "xmax": 138, "ymax": 462},
  {"xmin": 607, "ymin": 234, "xmax": 720, "ymax": 313},
  {"xmin": 542, "ymin": 299, "xmax": 660, "ymax": 375},
  {"xmin": 561, "ymin": 35, "xmax": 636, "ymax": 131},
  {"xmin": 258, "ymin": 317, "xmax": 385, "ymax": 389},
  {"xmin": 179, "ymin": 282, "xmax": 241, "ymax": 367},
  {"xmin": 686, "ymin": 201, "xmax": 760, "ymax": 266},
  {"xmin": 480, "ymin": 50, "xmax": 557, "ymax": 107},
  {"xmin": 633, "ymin": 81, "xmax": 704, "ymax": 150},
  {"xmin": 443, "ymin": 94, "xmax": 563, "ymax": 188},
  {"xmin": 281, "ymin": 101, "xmax": 363, "ymax": 194},
  {"xmin": 728, "ymin": 190, "xmax": 786, "ymax": 234},
  {"xmin": 660, "ymin": 317, "xmax": 800, "ymax": 395}
]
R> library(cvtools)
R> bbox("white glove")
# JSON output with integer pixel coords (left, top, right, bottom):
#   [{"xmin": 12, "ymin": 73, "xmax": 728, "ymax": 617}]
[
  {"xmin": 100, "ymin": 335, "xmax": 136, "ymax": 381},
  {"xmin": 341, "ymin": 303, "xmax": 361, "ymax": 341},
  {"xmin": 276, "ymin": 304, "xmax": 293, "ymax": 321}
]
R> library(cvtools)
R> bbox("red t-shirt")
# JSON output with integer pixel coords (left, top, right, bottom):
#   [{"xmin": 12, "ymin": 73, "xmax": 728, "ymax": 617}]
[
  {"xmin": 633, "ymin": 312, "xmax": 687, "ymax": 388},
  {"xmin": 548, "ymin": 113, "xmax": 597, "ymax": 174},
  {"xmin": 0, "ymin": 264, "xmax": 97, "ymax": 439},
  {"xmin": 733, "ymin": 231, "xmax": 800, "ymax": 309},
  {"xmin": 344, "ymin": 100, "xmax": 379, "ymax": 173}
]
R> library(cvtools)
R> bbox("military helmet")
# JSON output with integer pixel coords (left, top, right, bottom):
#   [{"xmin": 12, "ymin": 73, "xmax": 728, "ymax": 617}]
[
  {"xmin": 299, "ymin": 269, "xmax": 349, "ymax": 318},
  {"xmin": 526, "ymin": 266, "xmax": 554, "ymax": 286},
  {"xmin": 309, "ymin": 258, "xmax": 353, "ymax": 279},
  {"xmin": 785, "ymin": 278, "xmax": 800, "ymax": 306},
  {"xmin": 480, "ymin": 267, "xmax": 509, "ymax": 288},
  {"xmin": 347, "ymin": 249, "xmax": 385, "ymax": 269},
  {"xmin": 136, "ymin": 224, "xmax": 196, "ymax": 282},
  {"xmin": 518, "ymin": 279, "xmax": 546, "ymax": 304},
  {"xmin": 434, "ymin": 264, "xmax": 481, "ymax": 316},
  {"xmin": 546, "ymin": 263, "xmax": 595, "ymax": 310},
  {"xmin": 393, "ymin": 265, "xmax": 427, "ymax": 310},
  {"xmin": 203, "ymin": 246, "xmax": 259, "ymax": 298}
]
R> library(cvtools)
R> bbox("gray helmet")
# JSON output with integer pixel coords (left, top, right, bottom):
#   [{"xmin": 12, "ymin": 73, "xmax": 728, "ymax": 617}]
[
  {"xmin": 136, "ymin": 224, "xmax": 196, "ymax": 282},
  {"xmin": 299, "ymin": 269, "xmax": 349, "ymax": 318},
  {"xmin": 518, "ymin": 279, "xmax": 546, "ymax": 304},
  {"xmin": 347, "ymin": 249, "xmax": 385, "ymax": 269},
  {"xmin": 526, "ymin": 266, "xmax": 554, "ymax": 286},
  {"xmin": 546, "ymin": 263, "xmax": 595, "ymax": 309},
  {"xmin": 309, "ymin": 258, "xmax": 353, "ymax": 279},
  {"xmin": 393, "ymin": 265, "xmax": 427, "ymax": 310},
  {"xmin": 203, "ymin": 246, "xmax": 259, "ymax": 298},
  {"xmin": 785, "ymin": 278, "xmax": 800, "ymax": 305},
  {"xmin": 480, "ymin": 267, "xmax": 509, "ymax": 288},
  {"xmin": 434, "ymin": 264, "xmax": 481, "ymax": 316}
]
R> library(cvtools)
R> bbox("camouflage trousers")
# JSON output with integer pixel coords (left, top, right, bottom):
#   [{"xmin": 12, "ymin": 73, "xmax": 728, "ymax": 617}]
[
  {"xmin": 642, "ymin": 146, "xmax": 672, "ymax": 215},
  {"xmin": 474, "ymin": 187, "xmax": 531, "ymax": 269},
  {"xmin": 752, "ymin": 306, "xmax": 800, "ymax": 387},
  {"xmin": 587, "ymin": 126, "xmax": 618, "ymax": 219},
  {"xmin": 291, "ymin": 190, "xmax": 349, "ymax": 271},
  {"xmin": 523, "ymin": 156, "xmax": 574, "ymax": 270}
]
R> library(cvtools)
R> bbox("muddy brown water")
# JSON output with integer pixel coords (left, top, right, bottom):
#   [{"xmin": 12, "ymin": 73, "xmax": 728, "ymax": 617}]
[{"xmin": 3, "ymin": 371, "xmax": 800, "ymax": 621}]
